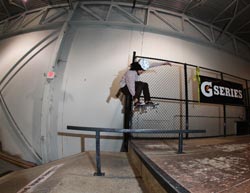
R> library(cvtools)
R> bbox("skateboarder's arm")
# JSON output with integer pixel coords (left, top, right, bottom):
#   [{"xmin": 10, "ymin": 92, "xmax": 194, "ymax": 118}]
[{"xmin": 149, "ymin": 61, "xmax": 172, "ymax": 68}]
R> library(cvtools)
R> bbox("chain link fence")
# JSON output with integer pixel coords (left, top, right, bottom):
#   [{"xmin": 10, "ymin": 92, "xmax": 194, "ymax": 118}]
[{"xmin": 131, "ymin": 53, "xmax": 250, "ymax": 138}]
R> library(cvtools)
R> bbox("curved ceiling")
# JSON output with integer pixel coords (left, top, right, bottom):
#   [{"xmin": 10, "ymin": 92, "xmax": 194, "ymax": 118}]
[{"xmin": 1, "ymin": 0, "xmax": 250, "ymax": 45}]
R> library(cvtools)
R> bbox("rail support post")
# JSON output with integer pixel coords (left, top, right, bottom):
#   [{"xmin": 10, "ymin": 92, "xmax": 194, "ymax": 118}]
[
  {"xmin": 178, "ymin": 131, "xmax": 183, "ymax": 154},
  {"xmin": 94, "ymin": 131, "xmax": 105, "ymax": 176}
]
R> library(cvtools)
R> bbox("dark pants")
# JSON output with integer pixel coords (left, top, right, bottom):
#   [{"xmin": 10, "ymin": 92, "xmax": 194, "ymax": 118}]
[{"xmin": 121, "ymin": 81, "xmax": 151, "ymax": 102}]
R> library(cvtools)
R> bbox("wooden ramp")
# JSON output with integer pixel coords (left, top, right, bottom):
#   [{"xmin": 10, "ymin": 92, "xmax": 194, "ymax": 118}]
[
  {"xmin": 129, "ymin": 135, "xmax": 250, "ymax": 193},
  {"xmin": 0, "ymin": 152, "xmax": 148, "ymax": 193}
]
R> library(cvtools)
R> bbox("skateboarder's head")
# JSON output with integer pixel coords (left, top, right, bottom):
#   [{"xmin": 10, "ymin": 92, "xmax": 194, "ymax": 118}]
[
  {"xmin": 138, "ymin": 59, "xmax": 149, "ymax": 70},
  {"xmin": 130, "ymin": 62, "xmax": 143, "ymax": 71},
  {"xmin": 130, "ymin": 59, "xmax": 149, "ymax": 73}
]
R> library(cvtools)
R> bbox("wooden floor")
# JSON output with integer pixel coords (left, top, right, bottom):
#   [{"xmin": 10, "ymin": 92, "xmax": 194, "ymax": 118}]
[{"xmin": 131, "ymin": 135, "xmax": 250, "ymax": 193}]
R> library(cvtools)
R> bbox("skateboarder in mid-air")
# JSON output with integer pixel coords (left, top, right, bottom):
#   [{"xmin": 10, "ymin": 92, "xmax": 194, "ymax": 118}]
[{"xmin": 120, "ymin": 58, "xmax": 172, "ymax": 107}]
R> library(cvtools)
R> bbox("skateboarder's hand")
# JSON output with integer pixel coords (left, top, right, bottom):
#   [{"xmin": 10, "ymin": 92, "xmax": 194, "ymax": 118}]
[{"xmin": 133, "ymin": 97, "xmax": 139, "ymax": 103}]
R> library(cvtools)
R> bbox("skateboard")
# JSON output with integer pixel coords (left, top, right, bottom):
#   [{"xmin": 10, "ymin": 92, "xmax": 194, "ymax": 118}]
[{"xmin": 133, "ymin": 103, "xmax": 159, "ymax": 114}]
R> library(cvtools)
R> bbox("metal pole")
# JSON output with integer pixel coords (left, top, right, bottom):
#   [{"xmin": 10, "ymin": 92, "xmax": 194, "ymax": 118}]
[
  {"xmin": 122, "ymin": 52, "xmax": 136, "ymax": 151},
  {"xmin": 123, "ymin": 51, "xmax": 136, "ymax": 129},
  {"xmin": 184, "ymin": 64, "xmax": 189, "ymax": 138},
  {"xmin": 178, "ymin": 131, "xmax": 183, "ymax": 154},
  {"xmin": 124, "ymin": 95, "xmax": 131, "ymax": 129},
  {"xmin": 245, "ymin": 80, "xmax": 250, "ymax": 121},
  {"xmin": 223, "ymin": 105, "xmax": 226, "ymax": 136},
  {"xmin": 121, "ymin": 95, "xmax": 132, "ymax": 152},
  {"xmin": 221, "ymin": 73, "xmax": 227, "ymax": 137},
  {"xmin": 94, "ymin": 131, "xmax": 105, "ymax": 176}
]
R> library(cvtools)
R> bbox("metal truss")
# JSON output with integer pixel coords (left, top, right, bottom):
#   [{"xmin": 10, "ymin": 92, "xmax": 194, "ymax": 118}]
[
  {"xmin": 0, "ymin": 1, "xmax": 249, "ymax": 60},
  {"xmin": 0, "ymin": 3, "xmax": 69, "ymax": 40},
  {"xmin": 75, "ymin": 1, "xmax": 250, "ymax": 60}
]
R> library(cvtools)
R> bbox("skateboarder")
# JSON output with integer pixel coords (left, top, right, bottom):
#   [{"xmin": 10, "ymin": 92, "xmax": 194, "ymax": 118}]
[{"xmin": 120, "ymin": 58, "xmax": 172, "ymax": 107}]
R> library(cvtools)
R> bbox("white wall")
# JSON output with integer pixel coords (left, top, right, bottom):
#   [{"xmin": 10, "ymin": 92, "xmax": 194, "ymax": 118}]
[
  {"xmin": 56, "ymin": 26, "xmax": 138, "ymax": 154},
  {"xmin": 0, "ymin": 30, "xmax": 57, "ymax": 162}
]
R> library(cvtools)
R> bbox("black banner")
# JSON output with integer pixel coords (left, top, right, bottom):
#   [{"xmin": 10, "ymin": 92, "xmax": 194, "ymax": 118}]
[{"xmin": 199, "ymin": 76, "xmax": 244, "ymax": 105}]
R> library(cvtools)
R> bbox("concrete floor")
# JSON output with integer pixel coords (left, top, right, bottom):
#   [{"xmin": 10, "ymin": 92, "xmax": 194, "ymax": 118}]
[
  {"xmin": 0, "ymin": 152, "xmax": 148, "ymax": 193},
  {"xmin": 131, "ymin": 135, "xmax": 250, "ymax": 193}
]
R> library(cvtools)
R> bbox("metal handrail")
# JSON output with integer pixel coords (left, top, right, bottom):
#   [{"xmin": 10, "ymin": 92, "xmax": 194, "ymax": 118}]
[{"xmin": 67, "ymin": 126, "xmax": 205, "ymax": 176}]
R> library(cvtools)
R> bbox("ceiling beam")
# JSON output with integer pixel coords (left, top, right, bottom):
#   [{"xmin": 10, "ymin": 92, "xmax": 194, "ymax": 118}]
[
  {"xmin": 9, "ymin": 0, "xmax": 25, "ymax": 10},
  {"xmin": 80, "ymin": 5, "xmax": 104, "ymax": 21},
  {"xmin": 0, "ymin": 0, "xmax": 10, "ymax": 16},
  {"xmin": 216, "ymin": 2, "xmax": 250, "ymax": 42},
  {"xmin": 212, "ymin": 0, "xmax": 237, "ymax": 24},
  {"xmin": 152, "ymin": 10, "xmax": 180, "ymax": 32},
  {"xmin": 185, "ymin": 0, "xmax": 208, "ymax": 12},
  {"xmin": 233, "ymin": 20, "xmax": 250, "ymax": 34},
  {"xmin": 183, "ymin": 0, "xmax": 194, "ymax": 13},
  {"xmin": 21, "ymin": 0, "xmax": 27, "ymax": 11}
]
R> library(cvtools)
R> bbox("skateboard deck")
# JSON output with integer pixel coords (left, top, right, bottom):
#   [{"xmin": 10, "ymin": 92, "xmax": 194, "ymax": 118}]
[{"xmin": 133, "ymin": 103, "xmax": 159, "ymax": 114}]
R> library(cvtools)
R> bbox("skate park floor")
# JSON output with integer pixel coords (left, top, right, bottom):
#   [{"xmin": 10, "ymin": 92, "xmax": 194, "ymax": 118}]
[
  {"xmin": 1, "ymin": 135, "xmax": 250, "ymax": 193},
  {"xmin": 130, "ymin": 135, "xmax": 250, "ymax": 193},
  {"xmin": 0, "ymin": 151, "xmax": 149, "ymax": 193}
]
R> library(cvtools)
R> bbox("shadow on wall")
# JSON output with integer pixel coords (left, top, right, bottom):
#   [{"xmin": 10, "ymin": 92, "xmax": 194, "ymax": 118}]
[{"xmin": 106, "ymin": 68, "xmax": 128, "ymax": 112}]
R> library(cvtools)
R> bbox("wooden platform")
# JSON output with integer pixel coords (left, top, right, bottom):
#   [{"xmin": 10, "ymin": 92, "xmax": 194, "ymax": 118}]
[{"xmin": 129, "ymin": 135, "xmax": 250, "ymax": 193}]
